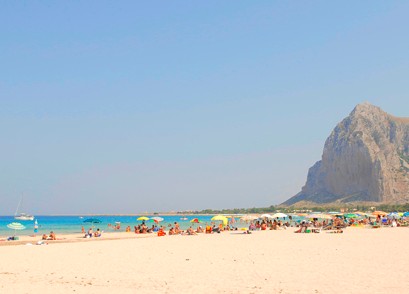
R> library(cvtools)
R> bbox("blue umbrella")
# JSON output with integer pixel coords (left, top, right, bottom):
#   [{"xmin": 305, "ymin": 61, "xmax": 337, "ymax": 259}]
[
  {"xmin": 83, "ymin": 218, "xmax": 102, "ymax": 224},
  {"xmin": 83, "ymin": 218, "xmax": 102, "ymax": 229}
]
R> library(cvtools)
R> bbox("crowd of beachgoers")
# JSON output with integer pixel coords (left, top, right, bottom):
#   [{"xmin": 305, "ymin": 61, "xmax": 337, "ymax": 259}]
[
  {"xmin": 3, "ymin": 211, "xmax": 408, "ymax": 244},
  {"xmin": 76, "ymin": 211, "xmax": 409, "ymax": 239}
]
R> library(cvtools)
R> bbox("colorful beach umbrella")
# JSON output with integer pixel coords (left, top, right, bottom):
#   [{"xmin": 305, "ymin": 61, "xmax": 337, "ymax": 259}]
[
  {"xmin": 34, "ymin": 219, "xmax": 38, "ymax": 234},
  {"xmin": 137, "ymin": 216, "xmax": 150, "ymax": 221},
  {"xmin": 344, "ymin": 213, "xmax": 358, "ymax": 218},
  {"xmin": 403, "ymin": 212, "xmax": 409, "ymax": 217},
  {"xmin": 151, "ymin": 217, "xmax": 164, "ymax": 223},
  {"xmin": 387, "ymin": 212, "xmax": 400, "ymax": 219},
  {"xmin": 190, "ymin": 218, "xmax": 201, "ymax": 223}
]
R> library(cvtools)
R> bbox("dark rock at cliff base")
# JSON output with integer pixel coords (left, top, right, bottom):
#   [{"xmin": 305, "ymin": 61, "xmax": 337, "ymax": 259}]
[{"xmin": 283, "ymin": 102, "xmax": 409, "ymax": 206}]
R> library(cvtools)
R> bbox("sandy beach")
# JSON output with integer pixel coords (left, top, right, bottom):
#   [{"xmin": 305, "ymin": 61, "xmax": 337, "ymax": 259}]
[{"xmin": 1, "ymin": 227, "xmax": 408, "ymax": 294}]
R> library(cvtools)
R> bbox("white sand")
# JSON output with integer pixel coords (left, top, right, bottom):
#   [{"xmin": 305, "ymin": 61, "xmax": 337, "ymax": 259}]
[{"xmin": 1, "ymin": 227, "xmax": 408, "ymax": 293}]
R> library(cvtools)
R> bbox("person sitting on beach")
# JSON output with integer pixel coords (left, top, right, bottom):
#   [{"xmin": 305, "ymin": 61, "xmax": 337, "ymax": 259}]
[
  {"xmin": 126, "ymin": 226, "xmax": 131, "ymax": 232},
  {"xmin": 186, "ymin": 226, "xmax": 197, "ymax": 235},
  {"xmin": 169, "ymin": 227, "xmax": 175, "ymax": 235},
  {"xmin": 261, "ymin": 222, "xmax": 267, "ymax": 230},
  {"xmin": 86, "ymin": 228, "xmax": 93, "ymax": 238},
  {"xmin": 157, "ymin": 227, "xmax": 166, "ymax": 237},
  {"xmin": 255, "ymin": 221, "xmax": 261, "ymax": 229},
  {"xmin": 196, "ymin": 225, "xmax": 203, "ymax": 233},
  {"xmin": 205, "ymin": 225, "xmax": 212, "ymax": 234},
  {"xmin": 212, "ymin": 225, "xmax": 220, "ymax": 233},
  {"xmin": 49, "ymin": 231, "xmax": 56, "ymax": 240},
  {"xmin": 294, "ymin": 221, "xmax": 307, "ymax": 233},
  {"xmin": 42, "ymin": 234, "xmax": 48, "ymax": 240},
  {"xmin": 94, "ymin": 228, "xmax": 101, "ymax": 237}
]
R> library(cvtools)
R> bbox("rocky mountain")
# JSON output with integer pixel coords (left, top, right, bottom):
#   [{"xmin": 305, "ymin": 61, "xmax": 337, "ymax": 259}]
[{"xmin": 283, "ymin": 102, "xmax": 409, "ymax": 206}]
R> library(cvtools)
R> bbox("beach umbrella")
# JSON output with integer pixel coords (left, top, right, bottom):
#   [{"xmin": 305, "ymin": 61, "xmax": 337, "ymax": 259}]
[
  {"xmin": 240, "ymin": 215, "xmax": 258, "ymax": 222},
  {"xmin": 260, "ymin": 214, "xmax": 273, "ymax": 219},
  {"xmin": 190, "ymin": 218, "xmax": 201, "ymax": 223},
  {"xmin": 34, "ymin": 219, "xmax": 38, "ymax": 234},
  {"xmin": 137, "ymin": 216, "xmax": 149, "ymax": 221},
  {"xmin": 344, "ymin": 213, "xmax": 358, "ymax": 218},
  {"xmin": 7, "ymin": 222, "xmax": 26, "ymax": 237},
  {"xmin": 403, "ymin": 212, "xmax": 409, "ymax": 217},
  {"xmin": 211, "ymin": 215, "xmax": 228, "ymax": 226},
  {"xmin": 83, "ymin": 218, "xmax": 102, "ymax": 229},
  {"xmin": 372, "ymin": 211, "xmax": 387, "ymax": 216},
  {"xmin": 387, "ymin": 212, "xmax": 400, "ymax": 219},
  {"xmin": 354, "ymin": 211, "xmax": 370, "ymax": 217},
  {"xmin": 271, "ymin": 213, "xmax": 288, "ymax": 218},
  {"xmin": 83, "ymin": 218, "xmax": 102, "ymax": 224},
  {"xmin": 306, "ymin": 213, "xmax": 332, "ymax": 220},
  {"xmin": 151, "ymin": 217, "xmax": 164, "ymax": 224}
]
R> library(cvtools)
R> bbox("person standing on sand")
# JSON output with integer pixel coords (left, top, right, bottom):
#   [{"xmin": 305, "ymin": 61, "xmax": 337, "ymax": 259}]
[{"xmin": 81, "ymin": 226, "xmax": 85, "ymax": 234}]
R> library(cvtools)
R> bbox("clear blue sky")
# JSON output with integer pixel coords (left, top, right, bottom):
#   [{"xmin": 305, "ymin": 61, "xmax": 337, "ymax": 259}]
[{"xmin": 1, "ymin": 1, "xmax": 408, "ymax": 214}]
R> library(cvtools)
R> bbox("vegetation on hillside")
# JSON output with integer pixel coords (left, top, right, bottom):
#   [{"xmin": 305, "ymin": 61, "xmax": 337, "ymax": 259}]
[{"xmin": 176, "ymin": 203, "xmax": 409, "ymax": 215}]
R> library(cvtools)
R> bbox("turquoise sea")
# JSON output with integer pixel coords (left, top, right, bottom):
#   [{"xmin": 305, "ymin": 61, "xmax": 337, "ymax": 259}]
[{"xmin": 0, "ymin": 215, "xmax": 231, "ymax": 237}]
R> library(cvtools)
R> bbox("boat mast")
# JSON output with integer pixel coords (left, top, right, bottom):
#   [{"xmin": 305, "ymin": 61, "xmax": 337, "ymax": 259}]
[{"xmin": 14, "ymin": 193, "xmax": 23, "ymax": 216}]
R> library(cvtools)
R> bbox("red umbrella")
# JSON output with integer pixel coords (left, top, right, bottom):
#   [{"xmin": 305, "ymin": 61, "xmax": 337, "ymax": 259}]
[{"xmin": 190, "ymin": 218, "xmax": 201, "ymax": 223}]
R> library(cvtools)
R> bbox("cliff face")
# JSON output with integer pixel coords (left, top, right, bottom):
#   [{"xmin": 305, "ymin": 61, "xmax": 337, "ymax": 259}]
[{"xmin": 283, "ymin": 102, "xmax": 409, "ymax": 206}]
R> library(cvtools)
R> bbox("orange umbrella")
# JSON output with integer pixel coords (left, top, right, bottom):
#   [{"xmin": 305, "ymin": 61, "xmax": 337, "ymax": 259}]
[{"xmin": 372, "ymin": 211, "xmax": 387, "ymax": 216}]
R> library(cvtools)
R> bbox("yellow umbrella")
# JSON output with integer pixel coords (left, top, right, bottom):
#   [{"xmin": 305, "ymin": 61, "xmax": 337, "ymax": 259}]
[
  {"xmin": 137, "ymin": 216, "xmax": 149, "ymax": 221},
  {"xmin": 211, "ymin": 215, "xmax": 228, "ymax": 226}
]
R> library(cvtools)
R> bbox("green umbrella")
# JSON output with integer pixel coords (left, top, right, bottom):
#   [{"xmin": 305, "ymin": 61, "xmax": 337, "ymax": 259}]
[{"xmin": 7, "ymin": 222, "xmax": 26, "ymax": 238}]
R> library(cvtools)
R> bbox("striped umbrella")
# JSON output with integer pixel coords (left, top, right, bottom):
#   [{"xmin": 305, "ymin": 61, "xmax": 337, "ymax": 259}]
[
  {"xmin": 151, "ymin": 217, "xmax": 164, "ymax": 224},
  {"xmin": 7, "ymin": 222, "xmax": 26, "ymax": 237}
]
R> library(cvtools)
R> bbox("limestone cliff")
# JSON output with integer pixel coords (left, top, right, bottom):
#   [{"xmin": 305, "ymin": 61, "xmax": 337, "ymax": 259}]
[{"xmin": 283, "ymin": 102, "xmax": 409, "ymax": 205}]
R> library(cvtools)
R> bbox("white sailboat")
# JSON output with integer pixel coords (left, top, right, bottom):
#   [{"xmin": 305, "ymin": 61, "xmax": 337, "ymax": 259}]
[{"xmin": 14, "ymin": 194, "xmax": 34, "ymax": 221}]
